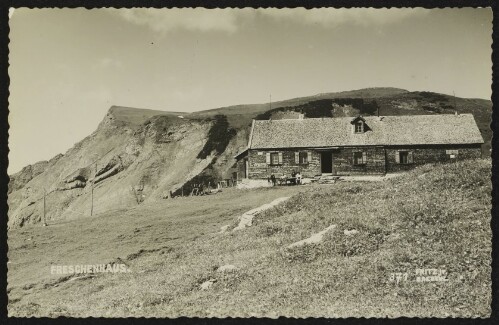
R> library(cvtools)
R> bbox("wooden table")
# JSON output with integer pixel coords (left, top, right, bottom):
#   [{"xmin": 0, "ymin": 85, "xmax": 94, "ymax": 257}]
[{"xmin": 279, "ymin": 177, "xmax": 297, "ymax": 185}]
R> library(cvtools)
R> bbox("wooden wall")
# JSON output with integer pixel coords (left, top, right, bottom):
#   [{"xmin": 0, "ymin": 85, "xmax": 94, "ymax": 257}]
[
  {"xmin": 241, "ymin": 144, "xmax": 483, "ymax": 179},
  {"xmin": 385, "ymin": 144, "xmax": 482, "ymax": 172},
  {"xmin": 247, "ymin": 150, "xmax": 321, "ymax": 179}
]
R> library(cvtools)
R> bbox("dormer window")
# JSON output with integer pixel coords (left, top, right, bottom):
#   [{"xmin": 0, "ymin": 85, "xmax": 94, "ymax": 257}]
[
  {"xmin": 351, "ymin": 116, "xmax": 368, "ymax": 134},
  {"xmin": 355, "ymin": 121, "xmax": 364, "ymax": 133}
]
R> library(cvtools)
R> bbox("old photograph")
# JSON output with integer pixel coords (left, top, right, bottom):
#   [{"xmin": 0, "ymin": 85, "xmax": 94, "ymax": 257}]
[{"xmin": 7, "ymin": 7, "xmax": 492, "ymax": 317}]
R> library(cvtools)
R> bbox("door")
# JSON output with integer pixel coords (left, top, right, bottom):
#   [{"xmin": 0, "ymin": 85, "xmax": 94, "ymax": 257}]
[
  {"xmin": 244, "ymin": 159, "xmax": 249, "ymax": 179},
  {"xmin": 321, "ymin": 152, "xmax": 333, "ymax": 174}
]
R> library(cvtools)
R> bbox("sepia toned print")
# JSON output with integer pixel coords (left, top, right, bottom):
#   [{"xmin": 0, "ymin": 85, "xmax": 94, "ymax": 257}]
[{"xmin": 7, "ymin": 7, "xmax": 492, "ymax": 318}]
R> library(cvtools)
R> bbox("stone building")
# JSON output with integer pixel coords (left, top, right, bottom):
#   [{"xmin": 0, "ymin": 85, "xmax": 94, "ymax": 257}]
[{"xmin": 234, "ymin": 114, "xmax": 483, "ymax": 179}]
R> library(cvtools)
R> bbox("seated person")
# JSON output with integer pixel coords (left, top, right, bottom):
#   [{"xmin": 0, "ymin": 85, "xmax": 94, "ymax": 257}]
[{"xmin": 296, "ymin": 172, "xmax": 302, "ymax": 185}]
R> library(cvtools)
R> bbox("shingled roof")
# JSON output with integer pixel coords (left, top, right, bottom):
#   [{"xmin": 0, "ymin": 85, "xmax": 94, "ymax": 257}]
[{"xmin": 248, "ymin": 114, "xmax": 484, "ymax": 149}]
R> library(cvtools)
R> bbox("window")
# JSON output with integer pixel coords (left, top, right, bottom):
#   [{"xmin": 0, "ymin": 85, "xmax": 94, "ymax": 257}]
[
  {"xmin": 446, "ymin": 149, "xmax": 459, "ymax": 159},
  {"xmin": 355, "ymin": 121, "xmax": 364, "ymax": 133},
  {"xmin": 353, "ymin": 152, "xmax": 366, "ymax": 165},
  {"xmin": 271, "ymin": 152, "xmax": 279, "ymax": 165},
  {"xmin": 397, "ymin": 151, "xmax": 413, "ymax": 164},
  {"xmin": 399, "ymin": 151, "xmax": 409, "ymax": 164},
  {"xmin": 295, "ymin": 151, "xmax": 311, "ymax": 164},
  {"xmin": 299, "ymin": 152, "xmax": 308, "ymax": 164},
  {"xmin": 266, "ymin": 152, "xmax": 283, "ymax": 165},
  {"xmin": 351, "ymin": 117, "xmax": 368, "ymax": 134}
]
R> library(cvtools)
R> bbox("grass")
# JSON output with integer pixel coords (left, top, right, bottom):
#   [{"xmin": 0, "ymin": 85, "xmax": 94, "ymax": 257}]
[{"xmin": 7, "ymin": 159, "xmax": 491, "ymax": 317}]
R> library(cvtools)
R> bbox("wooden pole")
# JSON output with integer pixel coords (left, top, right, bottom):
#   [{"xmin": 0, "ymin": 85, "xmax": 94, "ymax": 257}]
[
  {"xmin": 90, "ymin": 183, "xmax": 94, "ymax": 216},
  {"xmin": 42, "ymin": 189, "xmax": 47, "ymax": 226},
  {"xmin": 91, "ymin": 162, "xmax": 96, "ymax": 216}
]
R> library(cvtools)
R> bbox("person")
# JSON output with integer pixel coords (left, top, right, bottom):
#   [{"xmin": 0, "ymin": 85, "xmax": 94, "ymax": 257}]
[
  {"xmin": 296, "ymin": 171, "xmax": 302, "ymax": 185},
  {"xmin": 291, "ymin": 170, "xmax": 297, "ymax": 185},
  {"xmin": 270, "ymin": 174, "xmax": 277, "ymax": 186}
]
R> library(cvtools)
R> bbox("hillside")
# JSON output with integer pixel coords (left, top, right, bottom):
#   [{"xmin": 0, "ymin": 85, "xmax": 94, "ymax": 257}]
[
  {"xmin": 8, "ymin": 88, "xmax": 491, "ymax": 228},
  {"xmin": 7, "ymin": 108, "xmax": 243, "ymax": 228},
  {"xmin": 189, "ymin": 87, "xmax": 410, "ymax": 128},
  {"xmin": 7, "ymin": 159, "xmax": 491, "ymax": 317}
]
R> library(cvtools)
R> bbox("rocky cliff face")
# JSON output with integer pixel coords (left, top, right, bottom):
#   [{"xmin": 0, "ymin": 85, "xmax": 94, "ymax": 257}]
[{"xmin": 7, "ymin": 107, "xmax": 230, "ymax": 228}]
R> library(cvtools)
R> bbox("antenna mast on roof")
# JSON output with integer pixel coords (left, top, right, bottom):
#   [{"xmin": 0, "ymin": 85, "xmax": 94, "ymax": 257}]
[{"xmin": 453, "ymin": 91, "xmax": 457, "ymax": 112}]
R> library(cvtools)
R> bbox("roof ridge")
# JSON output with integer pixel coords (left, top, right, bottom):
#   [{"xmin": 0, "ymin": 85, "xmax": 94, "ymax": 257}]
[{"xmin": 255, "ymin": 113, "xmax": 475, "ymax": 122}]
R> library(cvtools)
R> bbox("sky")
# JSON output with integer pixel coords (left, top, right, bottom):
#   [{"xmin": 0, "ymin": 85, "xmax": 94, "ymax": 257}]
[{"xmin": 8, "ymin": 8, "xmax": 492, "ymax": 174}]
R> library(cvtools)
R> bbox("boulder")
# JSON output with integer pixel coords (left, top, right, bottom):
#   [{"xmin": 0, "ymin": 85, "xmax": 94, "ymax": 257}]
[
  {"xmin": 343, "ymin": 229, "xmax": 359, "ymax": 236},
  {"xmin": 217, "ymin": 265, "xmax": 237, "ymax": 273},
  {"xmin": 287, "ymin": 224, "xmax": 337, "ymax": 248},
  {"xmin": 199, "ymin": 279, "xmax": 216, "ymax": 290},
  {"xmin": 233, "ymin": 197, "xmax": 290, "ymax": 231}
]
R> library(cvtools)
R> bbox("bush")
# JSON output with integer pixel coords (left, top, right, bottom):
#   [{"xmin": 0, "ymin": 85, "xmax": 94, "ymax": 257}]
[
  {"xmin": 197, "ymin": 115, "xmax": 236, "ymax": 159},
  {"xmin": 414, "ymin": 91, "xmax": 450, "ymax": 102},
  {"xmin": 331, "ymin": 98, "xmax": 379, "ymax": 115},
  {"xmin": 254, "ymin": 98, "xmax": 381, "ymax": 120},
  {"xmin": 254, "ymin": 100, "xmax": 334, "ymax": 120}
]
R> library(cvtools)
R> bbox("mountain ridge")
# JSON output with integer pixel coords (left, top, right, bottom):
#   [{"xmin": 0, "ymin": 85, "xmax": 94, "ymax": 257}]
[{"xmin": 8, "ymin": 87, "xmax": 491, "ymax": 228}]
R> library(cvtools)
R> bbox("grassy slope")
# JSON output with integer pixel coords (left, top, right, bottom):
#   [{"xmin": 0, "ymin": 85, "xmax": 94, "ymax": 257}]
[
  {"xmin": 189, "ymin": 88, "xmax": 410, "ymax": 129},
  {"xmin": 108, "ymin": 106, "xmax": 189, "ymax": 127},
  {"xmin": 7, "ymin": 159, "xmax": 491, "ymax": 317},
  {"xmin": 10, "ymin": 88, "xmax": 490, "ymax": 225}
]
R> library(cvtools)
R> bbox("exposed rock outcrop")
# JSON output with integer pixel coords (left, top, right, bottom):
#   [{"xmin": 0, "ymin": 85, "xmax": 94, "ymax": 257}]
[
  {"xmin": 233, "ymin": 197, "xmax": 290, "ymax": 231},
  {"xmin": 8, "ymin": 107, "xmax": 218, "ymax": 228},
  {"xmin": 9, "ymin": 160, "xmax": 53, "ymax": 194},
  {"xmin": 287, "ymin": 225, "xmax": 337, "ymax": 248}
]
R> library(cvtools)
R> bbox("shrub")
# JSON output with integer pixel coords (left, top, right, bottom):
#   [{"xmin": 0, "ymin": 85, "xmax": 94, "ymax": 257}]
[
  {"xmin": 414, "ymin": 91, "xmax": 450, "ymax": 102},
  {"xmin": 254, "ymin": 100, "xmax": 334, "ymax": 120},
  {"xmin": 284, "ymin": 243, "xmax": 322, "ymax": 263},
  {"xmin": 254, "ymin": 98, "xmax": 383, "ymax": 120},
  {"xmin": 197, "ymin": 115, "xmax": 236, "ymax": 159}
]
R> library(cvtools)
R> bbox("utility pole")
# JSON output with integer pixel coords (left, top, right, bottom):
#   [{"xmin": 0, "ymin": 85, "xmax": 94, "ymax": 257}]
[
  {"xmin": 270, "ymin": 94, "xmax": 272, "ymax": 110},
  {"xmin": 91, "ymin": 162, "xmax": 97, "ymax": 216},
  {"xmin": 90, "ymin": 183, "xmax": 94, "ymax": 216},
  {"xmin": 42, "ymin": 189, "xmax": 47, "ymax": 226}
]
